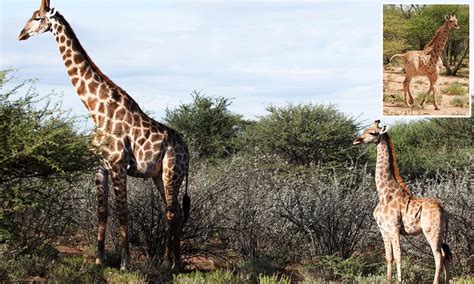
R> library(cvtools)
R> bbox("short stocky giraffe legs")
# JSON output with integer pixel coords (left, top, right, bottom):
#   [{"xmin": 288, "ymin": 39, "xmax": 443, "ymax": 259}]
[
  {"xmin": 110, "ymin": 166, "xmax": 130, "ymax": 271},
  {"xmin": 381, "ymin": 233, "xmax": 393, "ymax": 282},
  {"xmin": 403, "ymin": 76, "xmax": 414, "ymax": 107},
  {"xmin": 95, "ymin": 166, "xmax": 109, "ymax": 266}
]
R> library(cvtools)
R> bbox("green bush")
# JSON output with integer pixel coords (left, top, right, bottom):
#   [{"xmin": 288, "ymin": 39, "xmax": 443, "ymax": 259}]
[
  {"xmin": 0, "ymin": 71, "xmax": 96, "ymax": 280},
  {"xmin": 443, "ymin": 81, "xmax": 467, "ymax": 96},
  {"xmin": 450, "ymin": 96, "xmax": 468, "ymax": 107},
  {"xmin": 243, "ymin": 104, "xmax": 364, "ymax": 167},
  {"xmin": 165, "ymin": 91, "xmax": 250, "ymax": 161}
]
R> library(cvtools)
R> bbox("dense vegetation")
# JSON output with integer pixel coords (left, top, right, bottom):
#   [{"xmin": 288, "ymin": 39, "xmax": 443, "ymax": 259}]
[
  {"xmin": 383, "ymin": 4, "xmax": 469, "ymax": 75},
  {"xmin": 1, "ymin": 71, "xmax": 472, "ymax": 282}
]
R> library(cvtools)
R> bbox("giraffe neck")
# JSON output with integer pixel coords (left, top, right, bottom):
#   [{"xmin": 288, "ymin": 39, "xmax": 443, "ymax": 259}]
[
  {"xmin": 50, "ymin": 12, "xmax": 131, "ymax": 127},
  {"xmin": 375, "ymin": 134, "xmax": 412, "ymax": 202},
  {"xmin": 424, "ymin": 22, "xmax": 452, "ymax": 62}
]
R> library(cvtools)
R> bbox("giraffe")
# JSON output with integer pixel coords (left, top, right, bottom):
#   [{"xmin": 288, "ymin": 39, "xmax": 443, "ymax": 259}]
[
  {"xmin": 389, "ymin": 15, "xmax": 460, "ymax": 110},
  {"xmin": 353, "ymin": 120, "xmax": 451, "ymax": 284},
  {"xmin": 18, "ymin": 0, "xmax": 191, "ymax": 271}
]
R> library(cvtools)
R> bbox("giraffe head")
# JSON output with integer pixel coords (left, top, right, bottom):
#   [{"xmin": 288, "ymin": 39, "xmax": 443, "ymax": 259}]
[
  {"xmin": 352, "ymin": 120, "xmax": 389, "ymax": 145},
  {"xmin": 18, "ymin": 0, "xmax": 57, "ymax": 41},
  {"xmin": 445, "ymin": 15, "xmax": 460, "ymax": 30}
]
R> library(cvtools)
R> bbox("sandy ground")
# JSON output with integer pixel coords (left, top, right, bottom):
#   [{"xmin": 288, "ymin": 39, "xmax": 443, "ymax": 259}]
[{"xmin": 383, "ymin": 66, "xmax": 470, "ymax": 116}]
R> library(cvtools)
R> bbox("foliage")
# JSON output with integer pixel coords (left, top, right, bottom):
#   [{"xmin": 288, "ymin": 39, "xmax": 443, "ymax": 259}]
[
  {"xmin": 450, "ymin": 96, "xmax": 468, "ymax": 107},
  {"xmin": 0, "ymin": 70, "xmax": 97, "ymax": 280},
  {"xmin": 442, "ymin": 81, "xmax": 467, "ymax": 96},
  {"xmin": 383, "ymin": 6, "xmax": 411, "ymax": 63},
  {"xmin": 299, "ymin": 254, "xmax": 384, "ymax": 282},
  {"xmin": 243, "ymin": 104, "xmax": 364, "ymax": 167},
  {"xmin": 165, "ymin": 91, "xmax": 249, "ymax": 161}
]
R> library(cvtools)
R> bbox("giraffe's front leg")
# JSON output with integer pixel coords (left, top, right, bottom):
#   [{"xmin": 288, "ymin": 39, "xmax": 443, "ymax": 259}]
[
  {"xmin": 110, "ymin": 165, "xmax": 130, "ymax": 271},
  {"xmin": 389, "ymin": 232, "xmax": 402, "ymax": 283},
  {"xmin": 95, "ymin": 166, "xmax": 109, "ymax": 266},
  {"xmin": 381, "ymin": 233, "xmax": 393, "ymax": 283}
]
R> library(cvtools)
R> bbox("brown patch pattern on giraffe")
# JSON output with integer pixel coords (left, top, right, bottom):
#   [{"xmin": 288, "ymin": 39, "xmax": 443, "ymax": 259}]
[{"xmin": 18, "ymin": 3, "xmax": 190, "ymax": 271}]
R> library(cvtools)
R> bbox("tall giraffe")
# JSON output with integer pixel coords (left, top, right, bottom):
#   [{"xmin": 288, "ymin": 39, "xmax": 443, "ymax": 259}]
[
  {"xmin": 19, "ymin": 0, "xmax": 191, "ymax": 271},
  {"xmin": 353, "ymin": 120, "xmax": 451, "ymax": 284},
  {"xmin": 389, "ymin": 15, "xmax": 460, "ymax": 110}
]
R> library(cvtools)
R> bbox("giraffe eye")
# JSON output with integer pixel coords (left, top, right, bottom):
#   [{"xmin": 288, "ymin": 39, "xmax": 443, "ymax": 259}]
[{"xmin": 369, "ymin": 132, "xmax": 378, "ymax": 136}]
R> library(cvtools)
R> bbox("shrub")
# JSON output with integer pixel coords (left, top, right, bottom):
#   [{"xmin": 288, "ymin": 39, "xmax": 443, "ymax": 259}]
[
  {"xmin": 164, "ymin": 91, "xmax": 249, "ymax": 161},
  {"xmin": 442, "ymin": 81, "xmax": 466, "ymax": 96},
  {"xmin": 450, "ymin": 96, "xmax": 468, "ymax": 107},
  {"xmin": 243, "ymin": 104, "xmax": 364, "ymax": 167},
  {"xmin": 0, "ymin": 71, "xmax": 96, "ymax": 280}
]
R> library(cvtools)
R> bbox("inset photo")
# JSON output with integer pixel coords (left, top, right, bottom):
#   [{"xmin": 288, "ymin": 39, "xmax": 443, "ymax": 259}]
[{"xmin": 382, "ymin": 4, "xmax": 470, "ymax": 116}]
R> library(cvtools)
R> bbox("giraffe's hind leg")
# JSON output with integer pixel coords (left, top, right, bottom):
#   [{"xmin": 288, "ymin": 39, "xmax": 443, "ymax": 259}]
[
  {"xmin": 381, "ymin": 233, "xmax": 393, "ymax": 282},
  {"xmin": 154, "ymin": 172, "xmax": 184, "ymax": 270},
  {"xmin": 95, "ymin": 166, "xmax": 109, "ymax": 266},
  {"xmin": 422, "ymin": 215, "xmax": 444, "ymax": 283}
]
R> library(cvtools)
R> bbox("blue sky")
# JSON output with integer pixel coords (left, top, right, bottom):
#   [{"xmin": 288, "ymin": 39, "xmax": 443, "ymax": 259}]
[{"xmin": 0, "ymin": 0, "xmax": 425, "ymax": 127}]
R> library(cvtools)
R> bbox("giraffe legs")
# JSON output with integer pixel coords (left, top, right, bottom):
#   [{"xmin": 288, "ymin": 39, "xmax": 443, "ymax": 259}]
[
  {"xmin": 423, "ymin": 226, "xmax": 445, "ymax": 283},
  {"xmin": 421, "ymin": 73, "xmax": 440, "ymax": 110},
  {"xmin": 390, "ymin": 232, "xmax": 402, "ymax": 283},
  {"xmin": 381, "ymin": 233, "xmax": 393, "ymax": 282},
  {"xmin": 95, "ymin": 166, "xmax": 109, "ymax": 266},
  {"xmin": 110, "ymin": 166, "xmax": 130, "ymax": 271},
  {"xmin": 152, "ymin": 176, "xmax": 184, "ymax": 271},
  {"xmin": 403, "ymin": 76, "xmax": 414, "ymax": 107}
]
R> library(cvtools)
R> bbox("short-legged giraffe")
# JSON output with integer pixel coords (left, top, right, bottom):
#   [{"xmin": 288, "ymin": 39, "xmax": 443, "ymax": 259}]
[
  {"xmin": 19, "ymin": 0, "xmax": 191, "ymax": 271},
  {"xmin": 390, "ymin": 15, "xmax": 460, "ymax": 110},
  {"xmin": 353, "ymin": 120, "xmax": 451, "ymax": 284}
]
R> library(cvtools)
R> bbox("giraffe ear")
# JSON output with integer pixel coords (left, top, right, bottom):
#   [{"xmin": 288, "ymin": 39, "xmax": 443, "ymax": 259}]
[
  {"xmin": 380, "ymin": 125, "xmax": 389, "ymax": 134},
  {"xmin": 445, "ymin": 15, "xmax": 450, "ymax": 21}
]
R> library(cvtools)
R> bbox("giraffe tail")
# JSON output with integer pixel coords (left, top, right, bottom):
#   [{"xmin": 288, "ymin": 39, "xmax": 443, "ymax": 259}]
[
  {"xmin": 441, "ymin": 217, "xmax": 452, "ymax": 262},
  {"xmin": 441, "ymin": 243, "xmax": 452, "ymax": 262},
  {"xmin": 182, "ymin": 171, "xmax": 191, "ymax": 224},
  {"xmin": 389, "ymin": 53, "xmax": 404, "ymax": 63}
]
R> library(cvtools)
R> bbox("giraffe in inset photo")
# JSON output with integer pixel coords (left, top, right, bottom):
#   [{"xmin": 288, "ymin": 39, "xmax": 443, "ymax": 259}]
[
  {"xmin": 19, "ymin": 0, "xmax": 190, "ymax": 271},
  {"xmin": 353, "ymin": 120, "xmax": 451, "ymax": 284},
  {"xmin": 389, "ymin": 15, "xmax": 460, "ymax": 110}
]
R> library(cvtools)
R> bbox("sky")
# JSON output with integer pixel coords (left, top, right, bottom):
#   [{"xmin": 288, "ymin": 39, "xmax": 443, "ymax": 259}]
[{"xmin": 0, "ymin": 0, "xmax": 470, "ymax": 128}]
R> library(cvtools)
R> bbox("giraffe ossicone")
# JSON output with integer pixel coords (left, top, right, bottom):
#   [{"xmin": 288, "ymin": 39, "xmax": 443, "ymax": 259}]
[
  {"xmin": 353, "ymin": 120, "xmax": 451, "ymax": 284},
  {"xmin": 19, "ymin": 0, "xmax": 190, "ymax": 271},
  {"xmin": 389, "ymin": 15, "xmax": 460, "ymax": 110}
]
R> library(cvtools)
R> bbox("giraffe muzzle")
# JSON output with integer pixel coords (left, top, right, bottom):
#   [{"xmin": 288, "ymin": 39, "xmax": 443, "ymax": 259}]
[
  {"xmin": 352, "ymin": 137, "xmax": 363, "ymax": 145},
  {"xmin": 18, "ymin": 29, "xmax": 30, "ymax": 41}
]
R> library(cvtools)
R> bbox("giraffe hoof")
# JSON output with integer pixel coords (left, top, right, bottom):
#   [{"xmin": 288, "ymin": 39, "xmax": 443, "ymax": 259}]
[{"xmin": 162, "ymin": 259, "xmax": 172, "ymax": 269}]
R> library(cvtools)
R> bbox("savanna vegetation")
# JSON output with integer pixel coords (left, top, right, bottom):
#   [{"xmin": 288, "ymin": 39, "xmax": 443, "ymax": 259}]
[{"xmin": 1, "ymin": 70, "xmax": 473, "ymax": 283}]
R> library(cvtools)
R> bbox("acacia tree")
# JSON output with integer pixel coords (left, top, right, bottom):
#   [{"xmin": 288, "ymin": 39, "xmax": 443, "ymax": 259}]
[
  {"xmin": 243, "ymin": 104, "xmax": 364, "ymax": 168},
  {"xmin": 164, "ymin": 91, "xmax": 249, "ymax": 161}
]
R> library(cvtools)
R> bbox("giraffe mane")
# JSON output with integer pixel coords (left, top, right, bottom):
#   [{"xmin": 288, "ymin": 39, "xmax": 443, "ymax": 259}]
[
  {"xmin": 385, "ymin": 135, "xmax": 412, "ymax": 196},
  {"xmin": 55, "ymin": 12, "xmax": 119, "ymax": 89},
  {"xmin": 423, "ymin": 20, "xmax": 449, "ymax": 51},
  {"xmin": 56, "ymin": 12, "xmax": 146, "ymax": 115}
]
